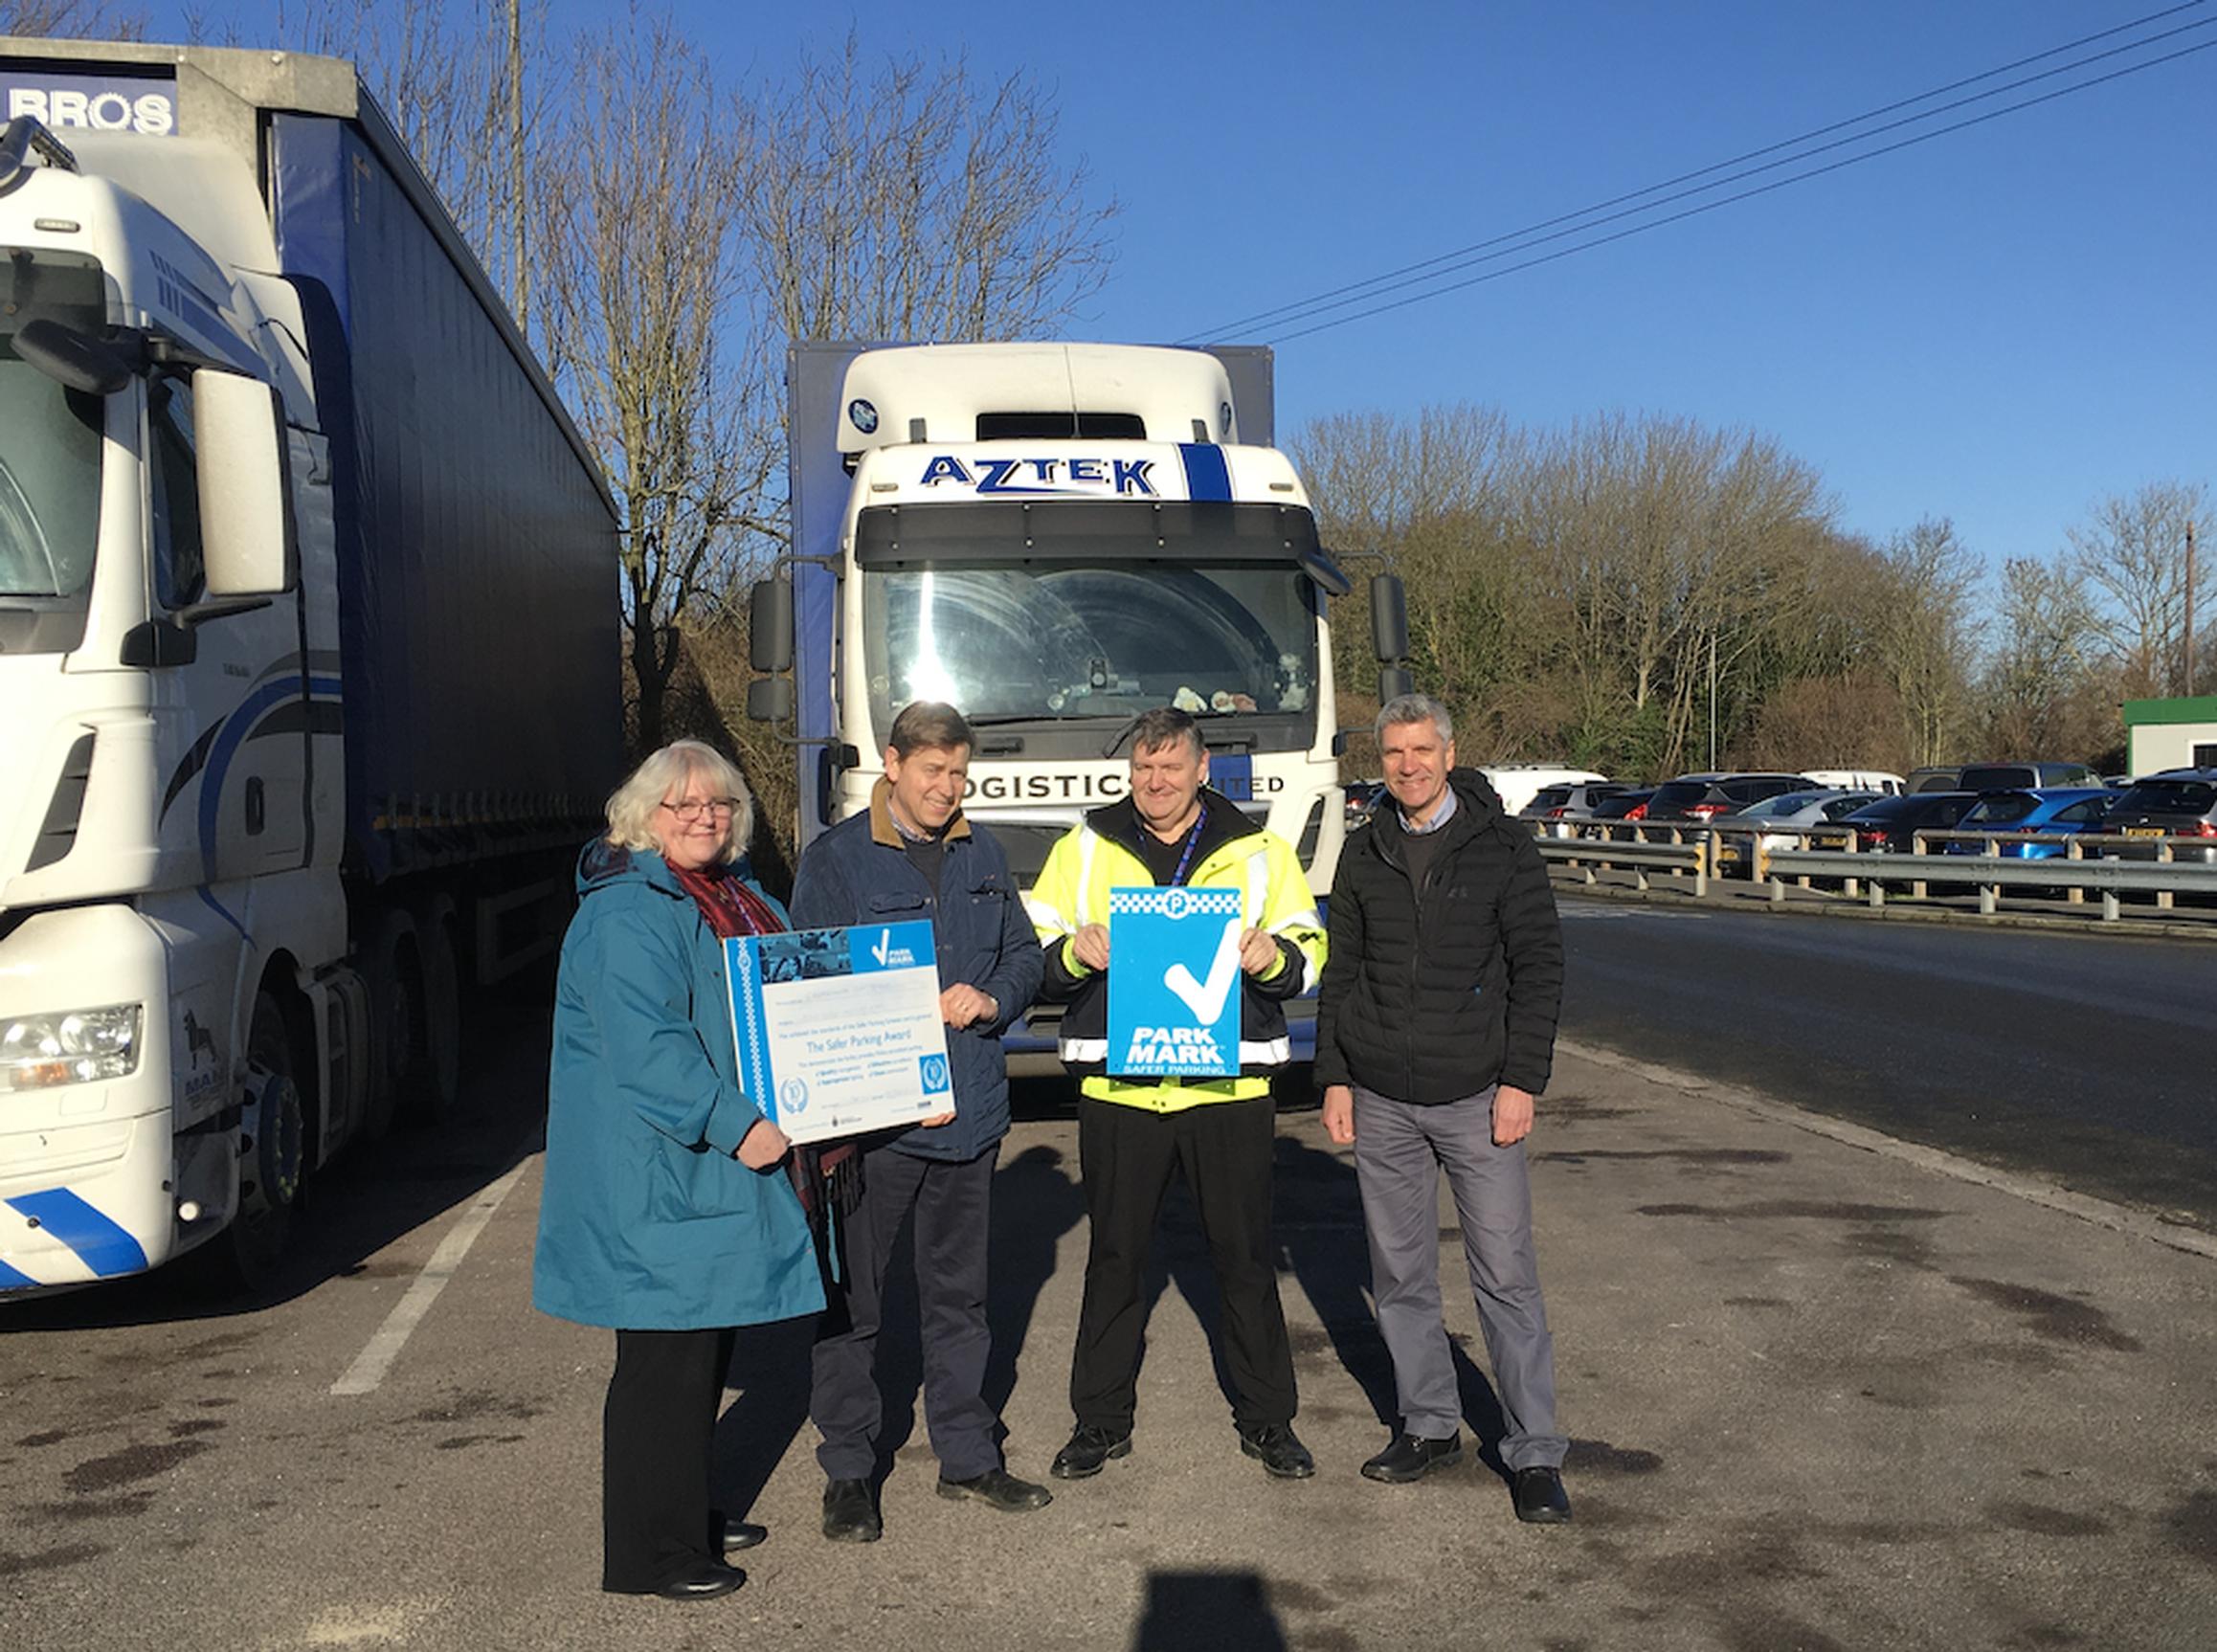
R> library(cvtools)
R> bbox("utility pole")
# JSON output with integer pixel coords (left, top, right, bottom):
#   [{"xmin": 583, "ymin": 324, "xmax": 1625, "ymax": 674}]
[{"xmin": 2185, "ymin": 518, "xmax": 2198, "ymax": 699}]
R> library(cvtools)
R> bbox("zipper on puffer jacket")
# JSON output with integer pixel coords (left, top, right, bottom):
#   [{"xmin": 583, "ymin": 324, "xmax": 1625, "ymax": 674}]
[{"xmin": 1403, "ymin": 844, "xmax": 1440, "ymax": 1103}]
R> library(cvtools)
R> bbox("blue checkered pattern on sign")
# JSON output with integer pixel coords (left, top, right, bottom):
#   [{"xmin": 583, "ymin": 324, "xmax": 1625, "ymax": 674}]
[{"xmin": 1107, "ymin": 887, "xmax": 1243, "ymax": 919}]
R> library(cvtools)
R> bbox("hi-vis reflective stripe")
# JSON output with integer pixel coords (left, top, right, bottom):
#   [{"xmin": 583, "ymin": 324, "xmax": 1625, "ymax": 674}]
[
  {"xmin": 4, "ymin": 1188, "xmax": 151, "ymax": 1279},
  {"xmin": 1248, "ymin": 847, "xmax": 1323, "ymax": 994},
  {"xmin": 0, "ymin": 1255, "xmax": 38, "ymax": 1290},
  {"xmin": 1059, "ymin": 1035, "xmax": 1292, "ymax": 1067}
]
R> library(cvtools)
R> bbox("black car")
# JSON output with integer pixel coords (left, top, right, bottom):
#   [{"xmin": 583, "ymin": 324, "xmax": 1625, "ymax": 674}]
[
  {"xmin": 1644, "ymin": 772, "xmax": 1814, "ymax": 823},
  {"xmin": 1343, "ymin": 779, "xmax": 1387, "ymax": 831},
  {"xmin": 1590, "ymin": 788, "xmax": 1655, "ymax": 822},
  {"xmin": 1838, "ymin": 792, "xmax": 1979, "ymax": 854},
  {"xmin": 2098, "ymin": 770, "xmax": 2217, "ymax": 864}
]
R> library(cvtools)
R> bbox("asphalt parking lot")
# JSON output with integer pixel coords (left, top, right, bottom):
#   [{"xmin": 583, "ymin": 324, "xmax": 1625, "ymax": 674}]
[{"xmin": 3, "ymin": 1033, "xmax": 2214, "ymax": 1650}]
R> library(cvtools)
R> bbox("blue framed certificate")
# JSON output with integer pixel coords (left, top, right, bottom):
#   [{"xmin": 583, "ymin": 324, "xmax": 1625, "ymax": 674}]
[
  {"xmin": 725, "ymin": 922, "xmax": 953, "ymax": 1145},
  {"xmin": 1105, "ymin": 886, "xmax": 1243, "ymax": 1078}
]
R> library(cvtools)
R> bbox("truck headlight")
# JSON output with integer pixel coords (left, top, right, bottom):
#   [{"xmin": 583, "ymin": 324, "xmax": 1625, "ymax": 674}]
[{"xmin": 0, "ymin": 1004, "xmax": 145, "ymax": 1092}]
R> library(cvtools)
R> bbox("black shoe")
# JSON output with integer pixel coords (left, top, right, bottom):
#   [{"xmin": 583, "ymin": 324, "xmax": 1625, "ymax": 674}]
[
  {"xmin": 821, "ymin": 1477, "xmax": 882, "ymax": 1543},
  {"xmin": 1361, "ymin": 1432, "xmax": 1464, "ymax": 1484},
  {"xmin": 1512, "ymin": 1465, "xmax": 1572, "ymax": 1524},
  {"xmin": 711, "ymin": 1509, "xmax": 768, "ymax": 1554},
  {"xmin": 937, "ymin": 1467, "xmax": 1053, "ymax": 1512},
  {"xmin": 1236, "ymin": 1421, "xmax": 1315, "ymax": 1480},
  {"xmin": 1048, "ymin": 1423, "xmax": 1132, "ymax": 1480},
  {"xmin": 603, "ymin": 1558, "xmax": 747, "ymax": 1600}
]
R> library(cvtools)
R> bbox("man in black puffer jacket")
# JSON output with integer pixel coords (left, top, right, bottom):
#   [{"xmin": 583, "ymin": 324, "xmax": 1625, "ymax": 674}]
[{"xmin": 1315, "ymin": 693, "xmax": 1572, "ymax": 1524}]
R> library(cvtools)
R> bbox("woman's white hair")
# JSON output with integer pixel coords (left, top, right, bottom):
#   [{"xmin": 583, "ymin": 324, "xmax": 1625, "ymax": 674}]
[{"xmin": 603, "ymin": 740, "xmax": 755, "ymax": 864}]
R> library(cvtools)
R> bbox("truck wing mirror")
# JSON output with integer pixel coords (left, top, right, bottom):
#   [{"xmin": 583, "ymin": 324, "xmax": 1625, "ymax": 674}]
[
  {"xmin": 747, "ymin": 676, "xmax": 794, "ymax": 723},
  {"xmin": 750, "ymin": 576, "xmax": 794, "ymax": 673},
  {"xmin": 1370, "ymin": 572, "xmax": 1409, "ymax": 661},
  {"xmin": 1303, "ymin": 548, "xmax": 1353, "ymax": 597},
  {"xmin": 192, "ymin": 369, "xmax": 296, "ymax": 598},
  {"xmin": 15, "ymin": 318, "xmax": 134, "ymax": 396}
]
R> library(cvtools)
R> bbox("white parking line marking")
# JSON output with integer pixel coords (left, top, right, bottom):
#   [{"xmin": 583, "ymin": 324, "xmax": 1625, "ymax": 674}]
[{"xmin": 330, "ymin": 1157, "xmax": 532, "ymax": 1396}]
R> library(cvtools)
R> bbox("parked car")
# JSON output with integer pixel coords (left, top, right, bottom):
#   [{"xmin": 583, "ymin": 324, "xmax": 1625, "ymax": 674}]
[
  {"xmin": 2096, "ymin": 770, "xmax": 2217, "ymax": 864},
  {"xmin": 1802, "ymin": 769, "xmax": 1904, "ymax": 795},
  {"xmin": 1344, "ymin": 778, "xmax": 1387, "ymax": 831},
  {"xmin": 1592, "ymin": 788, "xmax": 1654, "ymax": 820},
  {"xmin": 1955, "ymin": 760, "xmax": 2104, "ymax": 792},
  {"xmin": 1937, "ymin": 789, "xmax": 2113, "ymax": 859},
  {"xmin": 1905, "ymin": 766, "xmax": 1963, "ymax": 793},
  {"xmin": 1645, "ymin": 772, "xmax": 1815, "ymax": 823},
  {"xmin": 1838, "ymin": 792, "xmax": 1980, "ymax": 855},
  {"xmin": 1712, "ymin": 790, "xmax": 1883, "ymax": 876},
  {"xmin": 1477, "ymin": 765, "xmax": 1609, "ymax": 816},
  {"xmin": 1519, "ymin": 782, "xmax": 1631, "ymax": 837}
]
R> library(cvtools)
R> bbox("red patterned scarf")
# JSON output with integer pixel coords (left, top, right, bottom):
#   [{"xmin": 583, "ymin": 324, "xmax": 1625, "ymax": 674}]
[{"xmin": 670, "ymin": 861, "xmax": 784, "ymax": 940}]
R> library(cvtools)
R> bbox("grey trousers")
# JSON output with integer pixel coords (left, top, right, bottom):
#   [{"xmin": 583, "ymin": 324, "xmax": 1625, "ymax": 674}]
[{"xmin": 1352, "ymin": 1083, "xmax": 1567, "ymax": 1470}]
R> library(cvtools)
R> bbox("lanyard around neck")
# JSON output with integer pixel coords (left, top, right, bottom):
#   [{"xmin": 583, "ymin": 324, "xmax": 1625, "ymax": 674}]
[{"xmin": 1162, "ymin": 801, "xmax": 1209, "ymax": 887}]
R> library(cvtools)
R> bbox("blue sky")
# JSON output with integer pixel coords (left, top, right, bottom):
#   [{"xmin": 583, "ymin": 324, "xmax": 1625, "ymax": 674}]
[{"xmin": 158, "ymin": 0, "xmax": 2212, "ymax": 569}]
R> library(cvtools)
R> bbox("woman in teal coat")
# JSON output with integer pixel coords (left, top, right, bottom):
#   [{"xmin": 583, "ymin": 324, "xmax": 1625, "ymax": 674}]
[{"xmin": 534, "ymin": 741, "xmax": 823, "ymax": 1601}]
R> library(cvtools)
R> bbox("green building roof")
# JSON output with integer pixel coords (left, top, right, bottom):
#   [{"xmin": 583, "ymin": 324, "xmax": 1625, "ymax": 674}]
[{"xmin": 2122, "ymin": 695, "xmax": 2217, "ymax": 726}]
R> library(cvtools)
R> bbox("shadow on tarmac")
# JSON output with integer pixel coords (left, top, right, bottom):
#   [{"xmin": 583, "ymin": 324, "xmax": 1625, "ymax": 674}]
[
  {"xmin": 1133, "ymin": 1570, "xmax": 1289, "ymax": 1651},
  {"xmin": 1271, "ymin": 1132, "xmax": 1512, "ymax": 1479}
]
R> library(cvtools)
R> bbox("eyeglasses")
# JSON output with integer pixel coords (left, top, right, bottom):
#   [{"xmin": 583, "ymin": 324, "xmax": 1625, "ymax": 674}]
[{"xmin": 660, "ymin": 798, "xmax": 740, "ymax": 823}]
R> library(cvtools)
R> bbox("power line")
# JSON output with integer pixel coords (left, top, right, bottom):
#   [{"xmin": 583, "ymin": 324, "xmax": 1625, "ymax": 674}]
[
  {"xmin": 1253, "ymin": 16, "xmax": 2216, "ymax": 342},
  {"xmin": 1176, "ymin": 1, "xmax": 2213, "ymax": 345},
  {"xmin": 1265, "ymin": 35, "xmax": 2215, "ymax": 346}
]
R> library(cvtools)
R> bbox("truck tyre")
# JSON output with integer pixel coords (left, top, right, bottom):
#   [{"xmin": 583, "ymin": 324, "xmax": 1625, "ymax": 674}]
[
  {"xmin": 402, "ymin": 902, "xmax": 462, "ymax": 1125},
  {"xmin": 192, "ymin": 990, "xmax": 305, "ymax": 1296},
  {"xmin": 360, "ymin": 909, "xmax": 421, "ymax": 1140}
]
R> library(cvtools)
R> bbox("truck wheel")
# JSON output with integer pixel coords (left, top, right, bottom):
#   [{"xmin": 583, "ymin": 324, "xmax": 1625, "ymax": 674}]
[
  {"xmin": 402, "ymin": 905, "xmax": 462, "ymax": 1125},
  {"xmin": 201, "ymin": 990, "xmax": 306, "ymax": 1295},
  {"xmin": 360, "ymin": 910, "xmax": 421, "ymax": 1140}
]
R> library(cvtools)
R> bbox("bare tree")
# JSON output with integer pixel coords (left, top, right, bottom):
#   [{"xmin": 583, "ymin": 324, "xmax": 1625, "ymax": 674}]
[
  {"xmin": 1738, "ymin": 672, "xmax": 1910, "ymax": 773},
  {"xmin": 535, "ymin": 15, "xmax": 764, "ymax": 757},
  {"xmin": 1980, "ymin": 555, "xmax": 2110, "ymax": 758},
  {"xmin": 0, "ymin": 0, "xmax": 144, "ymax": 35},
  {"xmin": 1874, "ymin": 518, "xmax": 1981, "ymax": 766},
  {"xmin": 212, "ymin": 0, "xmax": 553, "ymax": 345},
  {"xmin": 2069, "ymin": 480, "xmax": 2211, "ymax": 699},
  {"xmin": 1291, "ymin": 404, "xmax": 1530, "ymax": 751},
  {"xmin": 740, "ymin": 31, "xmax": 1117, "ymax": 350}
]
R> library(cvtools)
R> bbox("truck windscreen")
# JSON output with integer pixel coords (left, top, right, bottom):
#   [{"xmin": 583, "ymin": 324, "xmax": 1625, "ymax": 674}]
[
  {"xmin": 861, "ymin": 545, "xmax": 1319, "ymax": 736},
  {"xmin": 0, "ymin": 248, "xmax": 105, "ymax": 656}
]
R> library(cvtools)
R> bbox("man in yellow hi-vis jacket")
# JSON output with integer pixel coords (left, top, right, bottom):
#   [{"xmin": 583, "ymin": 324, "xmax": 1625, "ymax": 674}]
[{"xmin": 1024, "ymin": 706, "xmax": 1327, "ymax": 1483}]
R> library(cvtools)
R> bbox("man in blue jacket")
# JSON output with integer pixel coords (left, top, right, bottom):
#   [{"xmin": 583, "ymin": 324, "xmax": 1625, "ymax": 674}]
[{"xmin": 789, "ymin": 702, "xmax": 1049, "ymax": 1542}]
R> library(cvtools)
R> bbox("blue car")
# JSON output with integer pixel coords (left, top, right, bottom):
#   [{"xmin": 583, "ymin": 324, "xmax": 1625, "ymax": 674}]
[{"xmin": 1938, "ymin": 789, "xmax": 2113, "ymax": 859}]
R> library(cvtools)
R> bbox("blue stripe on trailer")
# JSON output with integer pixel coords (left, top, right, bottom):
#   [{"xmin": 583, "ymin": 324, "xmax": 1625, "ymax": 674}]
[
  {"xmin": 1178, "ymin": 443, "xmax": 1232, "ymax": 502},
  {"xmin": 0, "ymin": 1254, "xmax": 40, "ymax": 1291},
  {"xmin": 4, "ymin": 1189, "xmax": 150, "ymax": 1279}
]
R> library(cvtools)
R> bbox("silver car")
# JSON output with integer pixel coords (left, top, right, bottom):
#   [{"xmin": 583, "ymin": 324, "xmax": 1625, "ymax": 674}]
[
  {"xmin": 1519, "ymin": 782, "xmax": 1631, "ymax": 839},
  {"xmin": 1712, "ymin": 789, "xmax": 1882, "ymax": 877}
]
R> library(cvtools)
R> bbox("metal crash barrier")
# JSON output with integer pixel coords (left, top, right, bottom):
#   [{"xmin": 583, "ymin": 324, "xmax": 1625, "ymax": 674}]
[{"xmin": 1532, "ymin": 818, "xmax": 2217, "ymax": 924}]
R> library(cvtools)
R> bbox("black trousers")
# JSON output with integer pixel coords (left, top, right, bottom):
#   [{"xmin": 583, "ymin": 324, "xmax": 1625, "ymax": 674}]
[
  {"xmin": 1069, "ymin": 1093, "xmax": 1296, "ymax": 1433},
  {"xmin": 601, "ymin": 1326, "xmax": 735, "ymax": 1592},
  {"xmin": 812, "ymin": 1141, "xmax": 1001, "ymax": 1482}
]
